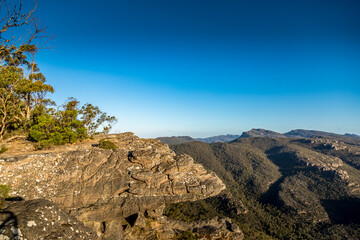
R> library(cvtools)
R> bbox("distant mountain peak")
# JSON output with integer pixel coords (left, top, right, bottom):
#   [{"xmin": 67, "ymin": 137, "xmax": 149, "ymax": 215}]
[
  {"xmin": 156, "ymin": 136, "xmax": 195, "ymax": 145},
  {"xmin": 285, "ymin": 129, "xmax": 343, "ymax": 138},
  {"xmin": 195, "ymin": 134, "xmax": 241, "ymax": 143},
  {"xmin": 157, "ymin": 134, "xmax": 241, "ymax": 145},
  {"xmin": 240, "ymin": 128, "xmax": 286, "ymax": 138},
  {"xmin": 345, "ymin": 133, "xmax": 360, "ymax": 138}
]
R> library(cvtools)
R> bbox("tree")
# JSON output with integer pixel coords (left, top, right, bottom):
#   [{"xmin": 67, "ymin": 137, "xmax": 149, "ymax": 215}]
[
  {"xmin": 80, "ymin": 103, "xmax": 117, "ymax": 135},
  {"xmin": 28, "ymin": 98, "xmax": 117, "ymax": 149},
  {"xmin": 16, "ymin": 44, "xmax": 54, "ymax": 123},
  {"xmin": 0, "ymin": 0, "xmax": 40, "ymax": 44},
  {"xmin": 0, "ymin": 65, "xmax": 22, "ymax": 139},
  {"xmin": 0, "ymin": 0, "xmax": 53, "ymax": 140},
  {"xmin": 29, "ymin": 98, "xmax": 88, "ymax": 149},
  {"xmin": 0, "ymin": 1, "xmax": 117, "ymax": 145}
]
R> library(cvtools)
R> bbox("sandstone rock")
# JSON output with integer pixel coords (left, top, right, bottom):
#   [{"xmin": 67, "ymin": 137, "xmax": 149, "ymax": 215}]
[
  {"xmin": 121, "ymin": 204, "xmax": 244, "ymax": 240},
  {"xmin": 287, "ymin": 145, "xmax": 348, "ymax": 182},
  {"xmin": 310, "ymin": 137, "xmax": 348, "ymax": 151},
  {"xmin": 0, "ymin": 199, "xmax": 98, "ymax": 240},
  {"xmin": 0, "ymin": 133, "xmax": 226, "ymax": 239}
]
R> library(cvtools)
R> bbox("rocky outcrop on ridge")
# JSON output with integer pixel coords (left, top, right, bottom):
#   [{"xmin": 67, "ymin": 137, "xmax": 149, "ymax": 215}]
[
  {"xmin": 309, "ymin": 137, "xmax": 348, "ymax": 151},
  {"xmin": 0, "ymin": 133, "xmax": 227, "ymax": 239},
  {"xmin": 164, "ymin": 216, "xmax": 244, "ymax": 239},
  {"xmin": 265, "ymin": 143, "xmax": 360, "ymax": 221}
]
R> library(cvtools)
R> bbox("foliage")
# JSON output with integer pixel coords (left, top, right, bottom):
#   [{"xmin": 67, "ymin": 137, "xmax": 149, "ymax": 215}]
[
  {"xmin": 0, "ymin": 184, "xmax": 11, "ymax": 208},
  {"xmin": 0, "ymin": 64, "xmax": 24, "ymax": 139},
  {"xmin": 0, "ymin": 1, "xmax": 116, "ymax": 145},
  {"xmin": 27, "ymin": 98, "xmax": 117, "ymax": 149},
  {"xmin": 164, "ymin": 201, "xmax": 220, "ymax": 222},
  {"xmin": 80, "ymin": 103, "xmax": 117, "ymax": 135},
  {"xmin": 98, "ymin": 139, "xmax": 117, "ymax": 150},
  {"xmin": 0, "ymin": 145, "xmax": 8, "ymax": 153},
  {"xmin": 0, "ymin": 1, "xmax": 54, "ymax": 141},
  {"xmin": 174, "ymin": 230, "xmax": 198, "ymax": 240},
  {"xmin": 28, "ymin": 98, "xmax": 88, "ymax": 149}
]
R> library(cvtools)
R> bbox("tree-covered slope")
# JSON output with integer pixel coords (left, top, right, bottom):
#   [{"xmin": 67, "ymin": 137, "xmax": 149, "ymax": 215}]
[
  {"xmin": 156, "ymin": 136, "xmax": 196, "ymax": 145},
  {"xmin": 166, "ymin": 136, "xmax": 360, "ymax": 239}
]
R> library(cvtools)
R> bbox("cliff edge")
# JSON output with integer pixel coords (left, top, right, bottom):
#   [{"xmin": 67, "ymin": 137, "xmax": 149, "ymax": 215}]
[{"xmin": 0, "ymin": 133, "xmax": 230, "ymax": 239}]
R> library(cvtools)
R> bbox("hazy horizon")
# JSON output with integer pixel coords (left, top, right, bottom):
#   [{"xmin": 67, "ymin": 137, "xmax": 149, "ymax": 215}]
[
  {"xmin": 133, "ymin": 128, "xmax": 359, "ymax": 139},
  {"xmin": 25, "ymin": 0, "xmax": 360, "ymax": 137}
]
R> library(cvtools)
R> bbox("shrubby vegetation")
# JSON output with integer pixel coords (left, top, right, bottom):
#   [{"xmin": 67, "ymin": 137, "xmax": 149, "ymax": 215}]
[
  {"xmin": 174, "ymin": 230, "xmax": 198, "ymax": 240},
  {"xmin": 0, "ymin": 145, "xmax": 7, "ymax": 153},
  {"xmin": 98, "ymin": 139, "xmax": 117, "ymax": 150},
  {"xmin": 28, "ymin": 98, "xmax": 87, "ymax": 149},
  {"xmin": 0, "ymin": 184, "xmax": 10, "ymax": 208},
  {"xmin": 0, "ymin": 0, "xmax": 116, "ymax": 148}
]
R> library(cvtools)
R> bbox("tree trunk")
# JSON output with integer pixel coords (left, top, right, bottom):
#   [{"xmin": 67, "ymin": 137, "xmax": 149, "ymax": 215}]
[
  {"xmin": 26, "ymin": 94, "xmax": 31, "ymax": 121},
  {"xmin": 0, "ymin": 111, "xmax": 6, "ymax": 141}
]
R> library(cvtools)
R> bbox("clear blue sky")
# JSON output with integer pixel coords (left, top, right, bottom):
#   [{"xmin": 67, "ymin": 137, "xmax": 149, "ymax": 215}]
[{"xmin": 25, "ymin": 0, "xmax": 360, "ymax": 137}]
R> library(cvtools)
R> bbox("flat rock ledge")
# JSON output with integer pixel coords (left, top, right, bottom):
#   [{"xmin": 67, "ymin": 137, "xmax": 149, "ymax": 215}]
[{"xmin": 0, "ymin": 133, "xmax": 226, "ymax": 239}]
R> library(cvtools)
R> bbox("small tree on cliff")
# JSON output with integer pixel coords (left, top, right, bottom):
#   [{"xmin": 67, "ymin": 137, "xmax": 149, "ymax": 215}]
[
  {"xmin": 80, "ymin": 103, "xmax": 117, "ymax": 135},
  {"xmin": 29, "ymin": 98, "xmax": 87, "ymax": 149},
  {"xmin": 29, "ymin": 98, "xmax": 117, "ymax": 149}
]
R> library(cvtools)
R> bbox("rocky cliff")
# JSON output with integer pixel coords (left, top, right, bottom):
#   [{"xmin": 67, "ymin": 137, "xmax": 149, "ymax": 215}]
[{"xmin": 0, "ymin": 133, "xmax": 231, "ymax": 239}]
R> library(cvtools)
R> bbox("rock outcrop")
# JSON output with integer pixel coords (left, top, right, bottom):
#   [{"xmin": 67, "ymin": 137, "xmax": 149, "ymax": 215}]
[
  {"xmin": 0, "ymin": 133, "xmax": 226, "ymax": 239},
  {"xmin": 120, "ymin": 204, "xmax": 243, "ymax": 239},
  {"xmin": 159, "ymin": 216, "xmax": 244, "ymax": 239},
  {"xmin": 310, "ymin": 137, "xmax": 348, "ymax": 151},
  {"xmin": 0, "ymin": 199, "xmax": 98, "ymax": 240}
]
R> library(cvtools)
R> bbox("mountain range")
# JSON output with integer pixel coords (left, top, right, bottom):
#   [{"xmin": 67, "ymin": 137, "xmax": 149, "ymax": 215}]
[
  {"xmin": 156, "ymin": 134, "xmax": 240, "ymax": 144},
  {"xmin": 165, "ymin": 129, "xmax": 360, "ymax": 239},
  {"xmin": 157, "ymin": 129, "xmax": 360, "ymax": 145}
]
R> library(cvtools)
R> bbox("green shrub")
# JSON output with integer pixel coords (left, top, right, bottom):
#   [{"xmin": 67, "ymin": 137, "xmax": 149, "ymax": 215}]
[
  {"xmin": 0, "ymin": 145, "xmax": 8, "ymax": 154},
  {"xmin": 174, "ymin": 231, "xmax": 198, "ymax": 240},
  {"xmin": 29, "ymin": 107, "xmax": 88, "ymax": 150},
  {"xmin": 98, "ymin": 139, "xmax": 117, "ymax": 150},
  {"xmin": 0, "ymin": 184, "xmax": 11, "ymax": 208},
  {"xmin": 26, "ymin": 98, "xmax": 117, "ymax": 150}
]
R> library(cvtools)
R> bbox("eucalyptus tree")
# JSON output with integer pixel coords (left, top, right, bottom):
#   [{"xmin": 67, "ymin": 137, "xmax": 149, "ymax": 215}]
[
  {"xmin": 0, "ymin": 0, "xmax": 53, "ymax": 140},
  {"xmin": 80, "ymin": 103, "xmax": 117, "ymax": 135},
  {"xmin": 0, "ymin": 0, "xmax": 117, "ymax": 144}
]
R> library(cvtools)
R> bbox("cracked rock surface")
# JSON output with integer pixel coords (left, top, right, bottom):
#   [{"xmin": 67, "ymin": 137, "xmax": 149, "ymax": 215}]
[
  {"xmin": 0, "ymin": 199, "xmax": 98, "ymax": 240},
  {"xmin": 0, "ymin": 133, "xmax": 226, "ymax": 239}
]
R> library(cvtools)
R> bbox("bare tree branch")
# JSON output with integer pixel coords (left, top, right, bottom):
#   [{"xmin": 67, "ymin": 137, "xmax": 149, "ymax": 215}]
[
  {"xmin": 0, "ymin": 0, "xmax": 37, "ymax": 41},
  {"xmin": 24, "ymin": 16, "xmax": 54, "ymax": 48}
]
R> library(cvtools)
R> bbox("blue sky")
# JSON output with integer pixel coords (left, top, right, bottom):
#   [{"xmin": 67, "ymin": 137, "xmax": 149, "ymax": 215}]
[{"xmin": 22, "ymin": 0, "xmax": 360, "ymax": 137}]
